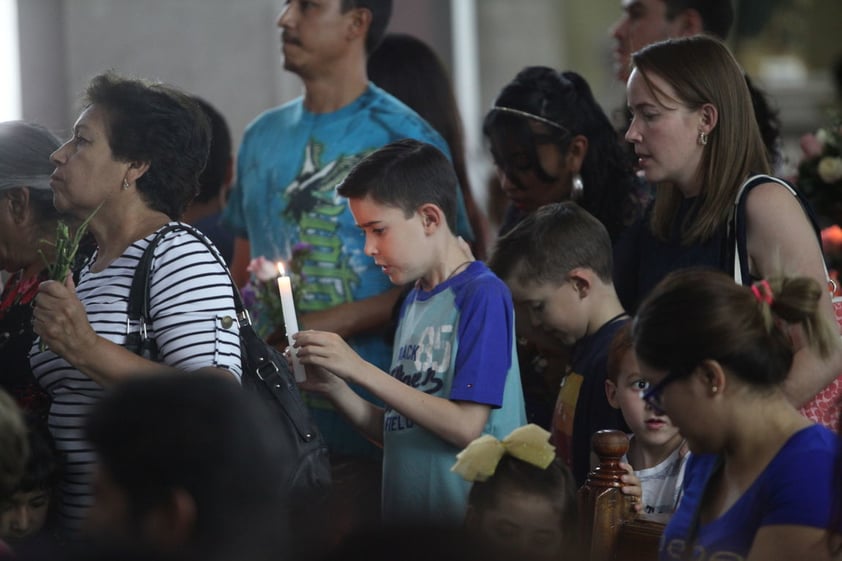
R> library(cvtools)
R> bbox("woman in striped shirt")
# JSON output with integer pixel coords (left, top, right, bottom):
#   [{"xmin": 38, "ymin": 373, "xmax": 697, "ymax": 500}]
[{"xmin": 30, "ymin": 72, "xmax": 242, "ymax": 539}]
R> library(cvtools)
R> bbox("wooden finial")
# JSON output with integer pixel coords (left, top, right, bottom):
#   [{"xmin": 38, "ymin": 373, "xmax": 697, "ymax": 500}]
[{"xmin": 586, "ymin": 429, "xmax": 629, "ymax": 489}]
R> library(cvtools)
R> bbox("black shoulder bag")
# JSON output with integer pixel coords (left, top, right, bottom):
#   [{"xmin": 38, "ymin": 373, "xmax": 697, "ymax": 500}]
[{"xmin": 125, "ymin": 223, "xmax": 331, "ymax": 508}]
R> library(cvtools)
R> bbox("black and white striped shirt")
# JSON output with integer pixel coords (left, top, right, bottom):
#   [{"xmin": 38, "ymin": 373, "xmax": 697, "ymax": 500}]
[{"xmin": 30, "ymin": 222, "xmax": 242, "ymax": 535}]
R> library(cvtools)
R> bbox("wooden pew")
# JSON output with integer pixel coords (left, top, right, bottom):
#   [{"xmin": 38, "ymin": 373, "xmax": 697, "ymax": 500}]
[{"xmin": 578, "ymin": 430, "xmax": 665, "ymax": 561}]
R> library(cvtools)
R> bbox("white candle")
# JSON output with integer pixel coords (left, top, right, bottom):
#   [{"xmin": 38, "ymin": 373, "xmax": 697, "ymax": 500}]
[{"xmin": 277, "ymin": 262, "xmax": 306, "ymax": 382}]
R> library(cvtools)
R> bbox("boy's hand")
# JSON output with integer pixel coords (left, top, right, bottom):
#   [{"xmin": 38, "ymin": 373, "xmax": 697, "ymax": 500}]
[
  {"xmin": 293, "ymin": 330, "xmax": 369, "ymax": 384},
  {"xmin": 619, "ymin": 462, "xmax": 643, "ymax": 513},
  {"xmin": 295, "ymin": 360, "xmax": 344, "ymax": 396}
]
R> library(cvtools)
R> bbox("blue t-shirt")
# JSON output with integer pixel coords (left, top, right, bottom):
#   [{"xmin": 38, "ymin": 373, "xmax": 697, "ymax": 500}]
[
  {"xmin": 382, "ymin": 261, "xmax": 527, "ymax": 525},
  {"xmin": 661, "ymin": 424, "xmax": 839, "ymax": 560},
  {"xmin": 224, "ymin": 84, "xmax": 473, "ymax": 459}
]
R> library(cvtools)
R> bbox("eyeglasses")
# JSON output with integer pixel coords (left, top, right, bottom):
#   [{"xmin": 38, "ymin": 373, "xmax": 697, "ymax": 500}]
[{"xmin": 640, "ymin": 368, "xmax": 690, "ymax": 415}]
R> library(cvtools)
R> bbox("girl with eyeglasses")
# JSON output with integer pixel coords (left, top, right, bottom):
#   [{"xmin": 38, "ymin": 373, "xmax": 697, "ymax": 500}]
[{"xmin": 632, "ymin": 268, "xmax": 840, "ymax": 561}]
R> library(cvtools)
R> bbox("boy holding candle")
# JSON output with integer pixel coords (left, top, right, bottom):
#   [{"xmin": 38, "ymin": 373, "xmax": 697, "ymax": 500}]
[{"xmin": 294, "ymin": 139, "xmax": 526, "ymax": 525}]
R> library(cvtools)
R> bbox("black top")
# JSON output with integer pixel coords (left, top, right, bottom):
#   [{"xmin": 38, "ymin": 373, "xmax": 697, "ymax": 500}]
[
  {"xmin": 570, "ymin": 314, "xmax": 629, "ymax": 486},
  {"xmin": 613, "ymin": 197, "xmax": 728, "ymax": 314}
]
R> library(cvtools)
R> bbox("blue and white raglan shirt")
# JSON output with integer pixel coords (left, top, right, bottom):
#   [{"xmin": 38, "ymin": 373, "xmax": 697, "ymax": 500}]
[
  {"xmin": 30, "ymin": 223, "xmax": 242, "ymax": 537},
  {"xmin": 223, "ymin": 83, "xmax": 473, "ymax": 460},
  {"xmin": 382, "ymin": 261, "xmax": 527, "ymax": 525}
]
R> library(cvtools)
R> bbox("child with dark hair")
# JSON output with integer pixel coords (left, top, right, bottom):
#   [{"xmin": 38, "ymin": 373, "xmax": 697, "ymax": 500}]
[
  {"xmin": 605, "ymin": 323, "xmax": 687, "ymax": 521},
  {"xmin": 294, "ymin": 139, "xmax": 526, "ymax": 525},
  {"xmin": 82, "ymin": 372, "xmax": 290, "ymax": 561},
  {"xmin": 634, "ymin": 270, "xmax": 842, "ymax": 559},
  {"xmin": 454, "ymin": 424, "xmax": 579, "ymax": 561},
  {"xmin": 0, "ymin": 415, "xmax": 60, "ymax": 548},
  {"xmin": 488, "ymin": 202, "xmax": 627, "ymax": 487}
]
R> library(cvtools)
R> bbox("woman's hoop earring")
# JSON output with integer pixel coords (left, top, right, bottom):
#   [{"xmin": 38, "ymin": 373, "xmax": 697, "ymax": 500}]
[
  {"xmin": 571, "ymin": 174, "xmax": 584, "ymax": 201},
  {"xmin": 697, "ymin": 131, "xmax": 708, "ymax": 146}
]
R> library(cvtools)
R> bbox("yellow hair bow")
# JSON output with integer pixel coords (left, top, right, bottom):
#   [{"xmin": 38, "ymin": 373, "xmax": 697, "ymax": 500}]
[{"xmin": 451, "ymin": 423, "xmax": 556, "ymax": 482}]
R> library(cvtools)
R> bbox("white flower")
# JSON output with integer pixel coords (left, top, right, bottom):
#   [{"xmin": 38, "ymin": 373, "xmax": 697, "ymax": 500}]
[
  {"xmin": 818, "ymin": 157, "xmax": 842, "ymax": 184},
  {"xmin": 816, "ymin": 128, "xmax": 831, "ymax": 147},
  {"xmin": 247, "ymin": 256, "xmax": 279, "ymax": 283}
]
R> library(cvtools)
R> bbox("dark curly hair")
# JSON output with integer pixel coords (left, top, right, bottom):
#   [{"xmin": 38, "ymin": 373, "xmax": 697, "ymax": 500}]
[
  {"xmin": 484, "ymin": 67, "xmax": 638, "ymax": 241},
  {"xmin": 84, "ymin": 71, "xmax": 211, "ymax": 219}
]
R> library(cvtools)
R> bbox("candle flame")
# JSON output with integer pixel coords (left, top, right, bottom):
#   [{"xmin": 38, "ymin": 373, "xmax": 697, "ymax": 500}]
[{"xmin": 277, "ymin": 262, "xmax": 286, "ymax": 276}]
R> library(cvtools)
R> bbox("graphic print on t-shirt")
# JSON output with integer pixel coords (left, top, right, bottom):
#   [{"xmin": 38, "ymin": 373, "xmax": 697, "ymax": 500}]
[
  {"xmin": 385, "ymin": 322, "xmax": 453, "ymax": 432},
  {"xmin": 282, "ymin": 140, "xmax": 369, "ymax": 311}
]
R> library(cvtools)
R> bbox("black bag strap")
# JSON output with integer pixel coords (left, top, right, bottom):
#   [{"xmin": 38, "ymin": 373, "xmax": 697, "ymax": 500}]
[
  {"xmin": 125, "ymin": 223, "xmax": 315, "ymax": 440},
  {"xmin": 127, "ymin": 223, "xmax": 249, "ymax": 334},
  {"xmin": 730, "ymin": 174, "xmax": 823, "ymax": 286}
]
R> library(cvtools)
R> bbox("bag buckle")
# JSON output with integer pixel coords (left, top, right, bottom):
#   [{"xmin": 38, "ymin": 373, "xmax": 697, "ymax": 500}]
[
  {"xmin": 125, "ymin": 317, "xmax": 149, "ymax": 338},
  {"xmin": 237, "ymin": 308, "xmax": 252, "ymax": 328},
  {"xmin": 255, "ymin": 357, "xmax": 280, "ymax": 381}
]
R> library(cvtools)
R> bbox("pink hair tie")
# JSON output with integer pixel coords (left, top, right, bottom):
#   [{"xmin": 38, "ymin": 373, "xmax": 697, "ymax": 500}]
[{"xmin": 751, "ymin": 280, "xmax": 774, "ymax": 305}]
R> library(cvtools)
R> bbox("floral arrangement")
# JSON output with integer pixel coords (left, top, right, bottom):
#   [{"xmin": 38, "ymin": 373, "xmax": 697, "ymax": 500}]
[
  {"xmin": 38, "ymin": 204, "xmax": 101, "ymax": 284},
  {"xmin": 37, "ymin": 204, "xmax": 101, "ymax": 350},
  {"xmin": 241, "ymin": 242, "xmax": 312, "ymax": 338},
  {"xmin": 797, "ymin": 112, "xmax": 842, "ymax": 223}
]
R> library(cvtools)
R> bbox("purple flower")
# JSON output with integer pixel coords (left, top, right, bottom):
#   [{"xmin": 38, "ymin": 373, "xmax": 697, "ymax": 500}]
[
  {"xmin": 291, "ymin": 242, "xmax": 314, "ymax": 256},
  {"xmin": 240, "ymin": 283, "xmax": 258, "ymax": 309}
]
